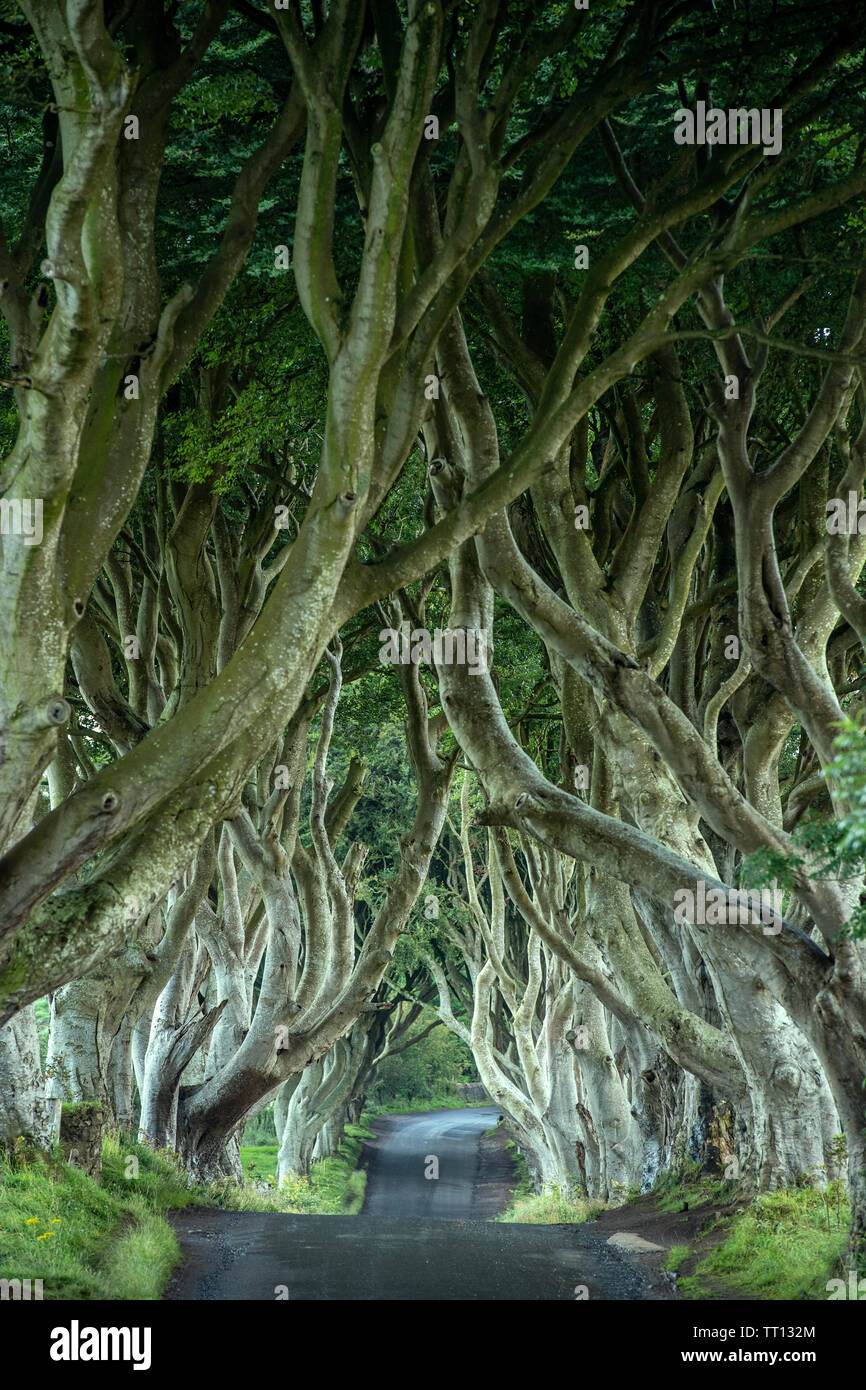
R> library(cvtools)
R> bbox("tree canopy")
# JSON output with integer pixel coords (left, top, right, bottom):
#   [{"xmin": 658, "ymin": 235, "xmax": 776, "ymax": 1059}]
[{"xmin": 1, "ymin": 0, "xmax": 866, "ymax": 1265}]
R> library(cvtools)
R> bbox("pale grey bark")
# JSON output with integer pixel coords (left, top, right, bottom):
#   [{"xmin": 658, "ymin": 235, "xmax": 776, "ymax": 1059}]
[{"xmin": 0, "ymin": 1006, "xmax": 56, "ymax": 1146}]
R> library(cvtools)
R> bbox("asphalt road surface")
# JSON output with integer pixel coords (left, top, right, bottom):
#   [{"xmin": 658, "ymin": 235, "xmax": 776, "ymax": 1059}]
[
  {"xmin": 362, "ymin": 1105, "xmax": 507, "ymax": 1219},
  {"xmin": 166, "ymin": 1108, "xmax": 659, "ymax": 1300}
]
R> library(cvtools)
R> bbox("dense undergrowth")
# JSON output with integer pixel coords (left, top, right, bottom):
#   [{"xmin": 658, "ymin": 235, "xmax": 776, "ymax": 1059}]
[
  {"xmin": 671, "ymin": 1188, "xmax": 851, "ymax": 1300},
  {"xmin": 650, "ymin": 1164, "xmax": 852, "ymax": 1298}
]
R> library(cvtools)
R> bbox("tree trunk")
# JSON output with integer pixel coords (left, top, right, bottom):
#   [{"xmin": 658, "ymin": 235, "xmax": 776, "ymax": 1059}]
[{"xmin": 0, "ymin": 1007, "xmax": 56, "ymax": 1146}]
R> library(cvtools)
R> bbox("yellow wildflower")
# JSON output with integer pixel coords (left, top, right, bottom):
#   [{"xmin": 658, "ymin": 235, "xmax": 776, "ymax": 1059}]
[
  {"xmin": 37, "ymin": 1231, "xmax": 52, "ymax": 1240},
  {"xmin": 25, "ymin": 1217, "xmax": 40, "ymax": 1224}
]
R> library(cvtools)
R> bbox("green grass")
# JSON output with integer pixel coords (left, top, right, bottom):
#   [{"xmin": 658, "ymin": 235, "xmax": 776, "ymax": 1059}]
[
  {"xmin": 366, "ymin": 1093, "xmax": 491, "ymax": 1115},
  {"xmin": 100, "ymin": 1132, "xmax": 210, "ymax": 1210},
  {"xmin": 494, "ymin": 1141, "xmax": 604, "ymax": 1224},
  {"xmin": 240, "ymin": 1104, "xmax": 277, "ymax": 1147},
  {"xmin": 238, "ymin": 1122, "xmax": 375, "ymax": 1214},
  {"xmin": 674, "ymin": 1274, "xmax": 707, "ymax": 1298},
  {"xmin": 99, "ymin": 1206, "xmax": 178, "ymax": 1299},
  {"xmin": 240, "ymin": 1143, "xmax": 279, "ymax": 1184},
  {"xmin": 663, "ymin": 1244, "xmax": 692, "ymax": 1272},
  {"xmin": 0, "ymin": 1116, "xmax": 378, "ymax": 1300},
  {"xmin": 0, "ymin": 1135, "xmax": 183, "ymax": 1300},
  {"xmin": 649, "ymin": 1164, "xmax": 851, "ymax": 1299},
  {"xmin": 681, "ymin": 1187, "xmax": 850, "ymax": 1301},
  {"xmin": 651, "ymin": 1162, "xmax": 731, "ymax": 1213},
  {"xmin": 498, "ymin": 1139, "xmax": 533, "ymax": 1204},
  {"xmin": 344, "ymin": 1169, "xmax": 367, "ymax": 1215},
  {"xmin": 497, "ymin": 1185, "xmax": 604, "ymax": 1224}
]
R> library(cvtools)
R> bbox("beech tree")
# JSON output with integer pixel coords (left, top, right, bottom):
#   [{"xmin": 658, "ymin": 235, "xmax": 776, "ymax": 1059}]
[
  {"xmin": 416, "ymin": 230, "xmax": 866, "ymax": 1251},
  {"xmin": 1, "ymin": 0, "xmax": 865, "ymax": 1265},
  {"xmin": 7, "ymin": 0, "xmax": 853, "ymax": 1012}
]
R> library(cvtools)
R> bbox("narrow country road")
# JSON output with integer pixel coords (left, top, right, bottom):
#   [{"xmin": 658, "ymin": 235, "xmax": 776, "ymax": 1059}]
[
  {"xmin": 166, "ymin": 1108, "xmax": 662, "ymax": 1300},
  {"xmin": 361, "ymin": 1105, "xmax": 508, "ymax": 1218}
]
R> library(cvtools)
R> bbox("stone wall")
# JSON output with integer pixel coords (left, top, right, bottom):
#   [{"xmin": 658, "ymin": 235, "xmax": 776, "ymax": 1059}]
[{"xmin": 454, "ymin": 1082, "xmax": 489, "ymax": 1102}]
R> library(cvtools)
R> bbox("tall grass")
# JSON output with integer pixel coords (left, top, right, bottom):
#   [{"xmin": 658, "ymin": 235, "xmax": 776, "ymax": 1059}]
[
  {"xmin": 0, "ymin": 1137, "xmax": 180, "ymax": 1299},
  {"xmin": 497, "ymin": 1185, "xmax": 603, "ymax": 1224},
  {"xmin": 679, "ymin": 1187, "xmax": 850, "ymax": 1300}
]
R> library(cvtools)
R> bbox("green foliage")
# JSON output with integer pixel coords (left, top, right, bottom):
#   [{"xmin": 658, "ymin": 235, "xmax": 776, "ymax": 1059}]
[
  {"xmin": 315, "ymin": 721, "xmax": 417, "ymax": 881},
  {"xmin": 240, "ymin": 1104, "xmax": 278, "ymax": 1147},
  {"xmin": 366, "ymin": 1022, "xmax": 476, "ymax": 1109},
  {"xmin": 743, "ymin": 713, "xmax": 866, "ymax": 938},
  {"xmin": 496, "ymin": 1138, "xmax": 605, "ymax": 1223},
  {"xmin": 610, "ymin": 1180, "xmax": 642, "ymax": 1206},
  {"xmin": 498, "ymin": 1185, "xmax": 602, "ymax": 1225},
  {"xmin": 367, "ymin": 1093, "xmax": 487, "ymax": 1116},
  {"xmin": 240, "ymin": 1122, "xmax": 375, "ymax": 1214},
  {"xmin": 0, "ymin": 1137, "xmax": 180, "ymax": 1300},
  {"xmin": 682, "ymin": 1188, "xmax": 850, "ymax": 1301},
  {"xmin": 652, "ymin": 1164, "xmax": 730, "ymax": 1213},
  {"xmin": 651, "ymin": 1164, "xmax": 854, "ymax": 1297},
  {"xmin": 239, "ymin": 1143, "xmax": 278, "ymax": 1184},
  {"xmin": 100, "ymin": 1132, "xmax": 204, "ymax": 1211},
  {"xmin": 344, "ymin": 1168, "xmax": 367, "ymax": 1216},
  {"xmin": 663, "ymin": 1245, "xmax": 692, "ymax": 1272},
  {"xmin": 2, "ymin": 0, "xmax": 866, "ymax": 1276}
]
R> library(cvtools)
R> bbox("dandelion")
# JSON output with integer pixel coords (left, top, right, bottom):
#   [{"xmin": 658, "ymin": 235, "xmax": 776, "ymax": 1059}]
[
  {"xmin": 51, "ymin": 1218, "xmax": 62, "ymax": 1224},
  {"xmin": 37, "ymin": 1231, "xmax": 52, "ymax": 1240},
  {"xmin": 25, "ymin": 1217, "xmax": 40, "ymax": 1224}
]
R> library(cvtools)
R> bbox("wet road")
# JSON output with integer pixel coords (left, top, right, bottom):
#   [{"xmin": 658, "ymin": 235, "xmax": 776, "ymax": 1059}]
[
  {"xmin": 362, "ymin": 1106, "xmax": 505, "ymax": 1219},
  {"xmin": 165, "ymin": 1207, "xmax": 653, "ymax": 1299},
  {"xmin": 166, "ymin": 1108, "xmax": 659, "ymax": 1299}
]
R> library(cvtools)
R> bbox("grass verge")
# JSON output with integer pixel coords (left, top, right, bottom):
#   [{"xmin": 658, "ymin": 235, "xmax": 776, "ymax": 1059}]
[
  {"xmin": 494, "ymin": 1140, "xmax": 605, "ymax": 1224},
  {"xmin": 0, "ymin": 1134, "xmax": 189, "ymax": 1299},
  {"xmin": 674, "ymin": 1187, "xmax": 850, "ymax": 1300},
  {"xmin": 663, "ymin": 1244, "xmax": 692, "ymax": 1272},
  {"xmin": 644, "ymin": 1164, "xmax": 851, "ymax": 1299},
  {"xmin": 497, "ymin": 1185, "xmax": 604, "ymax": 1224},
  {"xmin": 239, "ymin": 1121, "xmax": 375, "ymax": 1214}
]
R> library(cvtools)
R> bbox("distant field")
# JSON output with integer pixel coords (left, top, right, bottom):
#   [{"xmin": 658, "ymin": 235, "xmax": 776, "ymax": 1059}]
[{"xmin": 240, "ymin": 1145, "xmax": 278, "ymax": 1184}]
